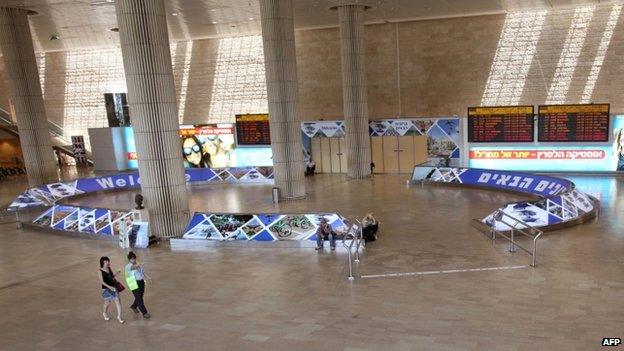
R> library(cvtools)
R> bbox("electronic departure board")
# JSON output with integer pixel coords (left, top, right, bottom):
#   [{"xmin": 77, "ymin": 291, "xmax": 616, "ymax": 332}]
[
  {"xmin": 235, "ymin": 114, "xmax": 271, "ymax": 146},
  {"xmin": 468, "ymin": 106, "xmax": 534, "ymax": 142},
  {"xmin": 538, "ymin": 104, "xmax": 610, "ymax": 142}
]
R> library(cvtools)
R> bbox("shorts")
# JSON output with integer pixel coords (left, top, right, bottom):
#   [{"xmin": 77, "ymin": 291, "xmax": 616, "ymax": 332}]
[{"xmin": 101, "ymin": 288, "xmax": 118, "ymax": 301}]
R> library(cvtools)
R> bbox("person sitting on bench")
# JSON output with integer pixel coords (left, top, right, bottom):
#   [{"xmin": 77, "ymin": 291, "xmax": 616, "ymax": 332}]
[{"xmin": 315, "ymin": 218, "xmax": 336, "ymax": 251}]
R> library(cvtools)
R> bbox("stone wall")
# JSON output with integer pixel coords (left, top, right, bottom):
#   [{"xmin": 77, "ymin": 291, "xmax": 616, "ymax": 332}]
[{"xmin": 1, "ymin": 4, "xmax": 624, "ymax": 147}]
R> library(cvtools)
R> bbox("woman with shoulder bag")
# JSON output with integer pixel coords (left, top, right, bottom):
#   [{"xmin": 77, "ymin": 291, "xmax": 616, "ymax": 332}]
[{"xmin": 98, "ymin": 256, "xmax": 125, "ymax": 323}]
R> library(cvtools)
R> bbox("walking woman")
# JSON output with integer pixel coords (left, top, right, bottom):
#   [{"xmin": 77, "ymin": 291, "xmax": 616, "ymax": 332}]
[
  {"xmin": 125, "ymin": 251, "xmax": 152, "ymax": 319},
  {"xmin": 98, "ymin": 256, "xmax": 124, "ymax": 323}
]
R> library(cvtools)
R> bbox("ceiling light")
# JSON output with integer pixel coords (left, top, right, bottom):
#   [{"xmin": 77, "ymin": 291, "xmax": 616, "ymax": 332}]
[
  {"xmin": 248, "ymin": 17, "xmax": 254, "ymax": 20},
  {"xmin": 212, "ymin": 21, "xmax": 218, "ymax": 24},
  {"xmin": 172, "ymin": 12, "xmax": 178, "ymax": 16},
  {"xmin": 210, "ymin": 9, "xmax": 217, "ymax": 12}
]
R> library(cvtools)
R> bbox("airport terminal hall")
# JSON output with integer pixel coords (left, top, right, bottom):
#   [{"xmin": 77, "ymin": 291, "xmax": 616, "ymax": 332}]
[{"xmin": 2, "ymin": 0, "xmax": 624, "ymax": 349}]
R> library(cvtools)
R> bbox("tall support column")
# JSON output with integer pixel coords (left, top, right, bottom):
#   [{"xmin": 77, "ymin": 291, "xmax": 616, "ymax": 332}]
[
  {"xmin": 115, "ymin": 0, "xmax": 189, "ymax": 239},
  {"xmin": 260, "ymin": 0, "xmax": 306, "ymax": 200},
  {"xmin": 337, "ymin": 4, "xmax": 371, "ymax": 178},
  {"xmin": 0, "ymin": 8, "xmax": 57, "ymax": 186}
]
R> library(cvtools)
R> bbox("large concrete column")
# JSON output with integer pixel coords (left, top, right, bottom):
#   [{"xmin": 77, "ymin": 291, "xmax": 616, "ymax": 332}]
[
  {"xmin": 260, "ymin": 0, "xmax": 306, "ymax": 200},
  {"xmin": 337, "ymin": 4, "xmax": 371, "ymax": 178},
  {"xmin": 0, "ymin": 8, "xmax": 57, "ymax": 186},
  {"xmin": 115, "ymin": 0, "xmax": 189, "ymax": 239}
]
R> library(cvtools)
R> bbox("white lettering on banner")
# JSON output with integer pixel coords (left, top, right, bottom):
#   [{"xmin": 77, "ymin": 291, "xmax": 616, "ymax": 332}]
[
  {"xmin": 495, "ymin": 174, "xmax": 512, "ymax": 186},
  {"xmin": 478, "ymin": 173, "xmax": 492, "ymax": 183},
  {"xmin": 535, "ymin": 180, "xmax": 549, "ymax": 192},
  {"xmin": 478, "ymin": 172, "xmax": 540, "ymax": 191},
  {"xmin": 95, "ymin": 177, "xmax": 114, "ymax": 189},
  {"xmin": 508, "ymin": 176, "xmax": 521, "ymax": 187},
  {"xmin": 185, "ymin": 174, "xmax": 191, "ymax": 182},
  {"xmin": 94, "ymin": 176, "xmax": 140, "ymax": 190},
  {"xmin": 551, "ymin": 183, "xmax": 562, "ymax": 195},
  {"xmin": 519, "ymin": 178, "xmax": 533, "ymax": 189}
]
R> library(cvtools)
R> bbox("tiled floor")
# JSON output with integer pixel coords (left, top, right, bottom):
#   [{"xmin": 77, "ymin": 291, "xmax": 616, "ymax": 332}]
[{"xmin": 1, "ymin": 171, "xmax": 623, "ymax": 350}]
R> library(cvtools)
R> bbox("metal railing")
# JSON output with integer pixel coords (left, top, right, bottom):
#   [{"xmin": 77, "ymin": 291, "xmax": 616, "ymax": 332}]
[
  {"xmin": 342, "ymin": 218, "xmax": 365, "ymax": 280},
  {"xmin": 0, "ymin": 210, "xmax": 22, "ymax": 229},
  {"xmin": 486, "ymin": 210, "xmax": 543, "ymax": 267}
]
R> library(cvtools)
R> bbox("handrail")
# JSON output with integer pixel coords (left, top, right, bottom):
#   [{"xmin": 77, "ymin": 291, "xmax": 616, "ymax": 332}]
[
  {"xmin": 0, "ymin": 209, "xmax": 22, "ymax": 229},
  {"xmin": 341, "ymin": 218, "xmax": 364, "ymax": 280},
  {"xmin": 488, "ymin": 210, "xmax": 543, "ymax": 267},
  {"xmin": 1, "ymin": 107, "xmax": 70, "ymax": 144}
]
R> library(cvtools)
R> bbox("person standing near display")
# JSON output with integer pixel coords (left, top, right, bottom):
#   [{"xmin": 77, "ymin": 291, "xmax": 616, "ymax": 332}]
[
  {"xmin": 125, "ymin": 251, "xmax": 152, "ymax": 319},
  {"xmin": 98, "ymin": 256, "xmax": 124, "ymax": 324}
]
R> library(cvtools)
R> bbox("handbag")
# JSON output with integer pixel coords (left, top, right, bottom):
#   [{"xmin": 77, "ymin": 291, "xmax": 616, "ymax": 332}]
[{"xmin": 113, "ymin": 280, "xmax": 126, "ymax": 293}]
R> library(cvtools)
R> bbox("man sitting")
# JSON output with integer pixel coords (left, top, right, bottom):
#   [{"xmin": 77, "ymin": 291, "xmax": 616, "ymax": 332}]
[{"xmin": 315, "ymin": 218, "xmax": 336, "ymax": 251}]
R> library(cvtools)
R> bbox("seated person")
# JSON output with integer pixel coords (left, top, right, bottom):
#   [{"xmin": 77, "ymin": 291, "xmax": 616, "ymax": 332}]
[
  {"xmin": 315, "ymin": 218, "xmax": 336, "ymax": 251},
  {"xmin": 305, "ymin": 159, "xmax": 316, "ymax": 176},
  {"xmin": 362, "ymin": 212, "xmax": 379, "ymax": 242}
]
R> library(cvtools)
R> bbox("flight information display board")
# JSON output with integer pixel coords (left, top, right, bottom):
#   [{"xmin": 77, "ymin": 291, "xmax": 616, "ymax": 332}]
[
  {"xmin": 235, "ymin": 114, "xmax": 271, "ymax": 146},
  {"xmin": 538, "ymin": 104, "xmax": 610, "ymax": 142},
  {"xmin": 468, "ymin": 106, "xmax": 534, "ymax": 142}
]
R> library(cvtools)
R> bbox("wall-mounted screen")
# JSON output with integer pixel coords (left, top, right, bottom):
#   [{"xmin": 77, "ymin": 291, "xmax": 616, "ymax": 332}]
[
  {"xmin": 235, "ymin": 114, "xmax": 271, "ymax": 146},
  {"xmin": 104, "ymin": 93, "xmax": 130, "ymax": 127},
  {"xmin": 468, "ymin": 106, "xmax": 534, "ymax": 142},
  {"xmin": 538, "ymin": 104, "xmax": 609, "ymax": 142}
]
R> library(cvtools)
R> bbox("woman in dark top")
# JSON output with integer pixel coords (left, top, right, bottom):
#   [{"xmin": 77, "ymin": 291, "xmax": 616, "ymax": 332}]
[{"xmin": 98, "ymin": 257, "xmax": 124, "ymax": 323}]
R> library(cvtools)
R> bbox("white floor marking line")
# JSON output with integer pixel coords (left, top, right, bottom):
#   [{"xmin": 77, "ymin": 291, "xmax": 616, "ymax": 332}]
[{"xmin": 360, "ymin": 265, "xmax": 527, "ymax": 279}]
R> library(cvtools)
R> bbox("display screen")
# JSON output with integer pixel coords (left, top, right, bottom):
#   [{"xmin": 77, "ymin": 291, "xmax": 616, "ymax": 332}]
[
  {"xmin": 468, "ymin": 106, "xmax": 534, "ymax": 142},
  {"xmin": 235, "ymin": 114, "xmax": 271, "ymax": 146},
  {"xmin": 179, "ymin": 124, "xmax": 236, "ymax": 168},
  {"xmin": 538, "ymin": 104, "xmax": 610, "ymax": 142},
  {"xmin": 104, "ymin": 93, "xmax": 130, "ymax": 127}
]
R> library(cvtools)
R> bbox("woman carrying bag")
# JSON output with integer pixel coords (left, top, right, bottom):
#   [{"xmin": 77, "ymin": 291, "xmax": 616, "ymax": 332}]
[{"xmin": 98, "ymin": 256, "xmax": 125, "ymax": 324}]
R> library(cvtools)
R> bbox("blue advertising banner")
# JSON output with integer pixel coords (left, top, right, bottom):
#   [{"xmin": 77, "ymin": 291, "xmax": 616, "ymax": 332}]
[
  {"xmin": 416, "ymin": 167, "xmax": 573, "ymax": 197},
  {"xmin": 412, "ymin": 166, "xmax": 597, "ymax": 231},
  {"xmin": 183, "ymin": 212, "xmax": 349, "ymax": 242},
  {"xmin": 7, "ymin": 167, "xmax": 274, "ymax": 211}
]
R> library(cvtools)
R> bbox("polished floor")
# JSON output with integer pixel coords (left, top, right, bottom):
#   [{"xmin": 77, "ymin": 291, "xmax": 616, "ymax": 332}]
[{"xmin": 1, "ymin": 170, "xmax": 623, "ymax": 350}]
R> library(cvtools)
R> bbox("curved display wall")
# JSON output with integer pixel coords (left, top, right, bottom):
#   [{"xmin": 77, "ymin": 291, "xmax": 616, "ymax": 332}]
[
  {"xmin": 32, "ymin": 205, "xmax": 140, "ymax": 236},
  {"xmin": 411, "ymin": 165, "xmax": 598, "ymax": 231},
  {"xmin": 7, "ymin": 166, "xmax": 274, "ymax": 211}
]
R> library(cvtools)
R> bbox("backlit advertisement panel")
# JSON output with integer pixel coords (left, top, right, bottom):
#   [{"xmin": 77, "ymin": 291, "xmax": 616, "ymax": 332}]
[
  {"xmin": 469, "ymin": 146, "xmax": 613, "ymax": 172},
  {"xmin": 121, "ymin": 125, "xmax": 273, "ymax": 170}
]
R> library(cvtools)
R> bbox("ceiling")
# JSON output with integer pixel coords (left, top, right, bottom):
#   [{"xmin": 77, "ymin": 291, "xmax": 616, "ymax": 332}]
[{"xmin": 1, "ymin": 0, "xmax": 620, "ymax": 52}]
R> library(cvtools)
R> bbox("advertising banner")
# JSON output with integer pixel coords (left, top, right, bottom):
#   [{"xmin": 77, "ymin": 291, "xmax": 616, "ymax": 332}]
[
  {"xmin": 32, "ymin": 205, "xmax": 141, "ymax": 237},
  {"xmin": 469, "ymin": 146, "xmax": 614, "ymax": 172},
  {"xmin": 416, "ymin": 167, "xmax": 572, "ymax": 197},
  {"xmin": 6, "ymin": 167, "xmax": 274, "ymax": 211},
  {"xmin": 412, "ymin": 166, "xmax": 596, "ymax": 231},
  {"xmin": 180, "ymin": 124, "xmax": 236, "ymax": 168},
  {"xmin": 119, "ymin": 125, "xmax": 273, "ymax": 170},
  {"xmin": 183, "ymin": 212, "xmax": 349, "ymax": 242}
]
